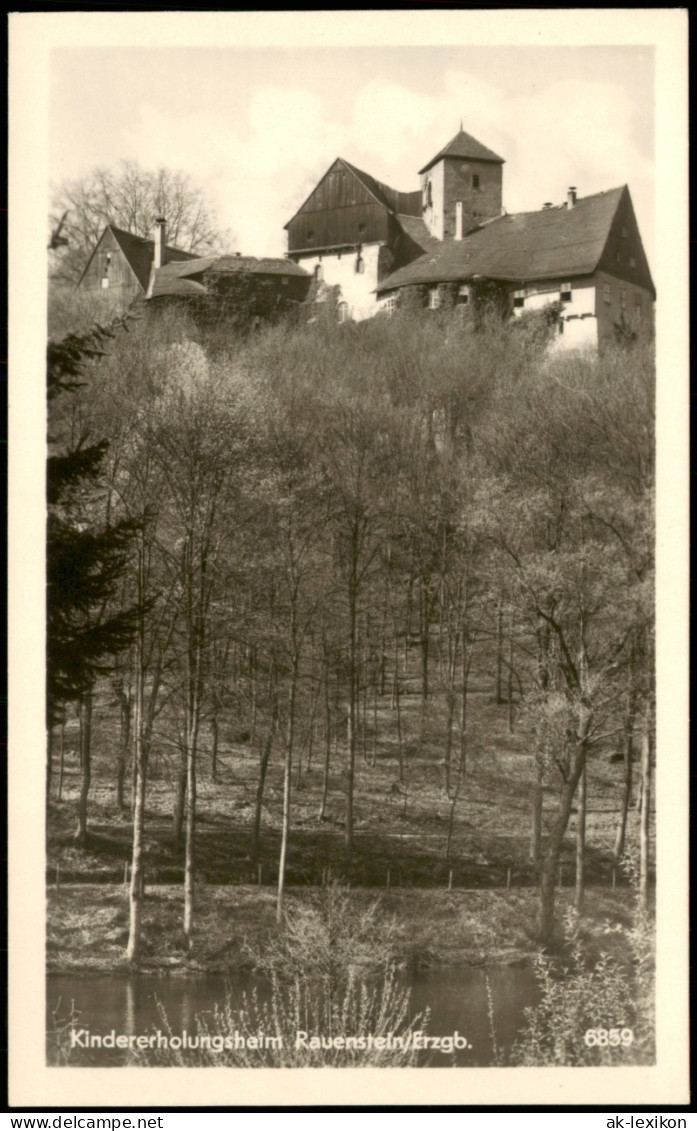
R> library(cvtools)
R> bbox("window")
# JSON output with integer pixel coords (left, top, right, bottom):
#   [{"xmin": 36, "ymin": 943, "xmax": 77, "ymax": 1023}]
[
  {"xmin": 621, "ymin": 226, "xmax": 629, "ymax": 238},
  {"xmin": 358, "ymin": 223, "xmax": 366, "ymax": 236},
  {"xmin": 338, "ymin": 301, "xmax": 349, "ymax": 323},
  {"xmin": 634, "ymin": 298, "xmax": 642, "ymax": 321},
  {"xmin": 429, "ymin": 287, "xmax": 441, "ymax": 310},
  {"xmin": 384, "ymin": 294, "xmax": 397, "ymax": 313},
  {"xmin": 560, "ymin": 281, "xmax": 572, "ymax": 302},
  {"xmin": 620, "ymin": 288, "xmax": 627, "ymax": 311},
  {"xmin": 603, "ymin": 282, "xmax": 611, "ymax": 304},
  {"xmin": 472, "ymin": 174, "xmax": 480, "ymax": 190},
  {"xmin": 513, "ymin": 288, "xmax": 525, "ymax": 309},
  {"xmin": 355, "ymin": 254, "xmax": 364, "ymax": 275},
  {"xmin": 425, "ymin": 180, "xmax": 432, "ymax": 208},
  {"xmin": 101, "ymin": 277, "xmax": 109, "ymax": 290},
  {"xmin": 457, "ymin": 284, "xmax": 470, "ymax": 306},
  {"xmin": 307, "ymin": 229, "xmax": 314, "ymax": 242},
  {"xmin": 557, "ymin": 320, "xmax": 564, "ymax": 335},
  {"xmin": 629, "ymin": 256, "xmax": 636, "ymax": 268},
  {"xmin": 615, "ymin": 252, "xmax": 621, "ymax": 263},
  {"xmin": 281, "ymin": 277, "xmax": 289, "ymax": 286},
  {"xmin": 314, "ymin": 264, "xmax": 323, "ymax": 281}
]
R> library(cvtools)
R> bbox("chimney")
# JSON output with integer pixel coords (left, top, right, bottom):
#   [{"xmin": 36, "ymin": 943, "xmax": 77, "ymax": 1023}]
[
  {"xmin": 455, "ymin": 201, "xmax": 463, "ymax": 240},
  {"xmin": 567, "ymin": 186, "xmax": 577, "ymax": 209},
  {"xmin": 154, "ymin": 217, "xmax": 167, "ymax": 268}
]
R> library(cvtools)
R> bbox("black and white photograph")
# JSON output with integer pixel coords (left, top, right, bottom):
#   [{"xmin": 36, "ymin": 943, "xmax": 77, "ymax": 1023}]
[{"xmin": 8, "ymin": 9, "xmax": 689, "ymax": 1110}]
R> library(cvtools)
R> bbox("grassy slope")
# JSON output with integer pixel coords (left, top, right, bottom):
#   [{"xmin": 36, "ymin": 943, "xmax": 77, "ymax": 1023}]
[
  {"xmin": 47, "ymin": 884, "xmax": 639, "ymax": 974},
  {"xmin": 46, "ymin": 641, "xmax": 653, "ymax": 972},
  {"xmin": 48, "ymin": 661, "xmax": 650, "ymax": 889}
]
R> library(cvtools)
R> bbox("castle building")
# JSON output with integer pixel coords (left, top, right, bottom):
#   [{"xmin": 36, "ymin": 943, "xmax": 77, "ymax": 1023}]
[{"xmin": 284, "ymin": 127, "xmax": 655, "ymax": 348}]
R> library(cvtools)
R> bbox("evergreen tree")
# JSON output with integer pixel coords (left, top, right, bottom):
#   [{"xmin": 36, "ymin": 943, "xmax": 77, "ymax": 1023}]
[{"xmin": 46, "ymin": 321, "xmax": 140, "ymax": 728}]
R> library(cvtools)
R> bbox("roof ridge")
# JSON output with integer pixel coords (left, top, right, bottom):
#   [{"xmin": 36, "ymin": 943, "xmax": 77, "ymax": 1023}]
[{"xmin": 503, "ymin": 185, "xmax": 626, "ymax": 221}]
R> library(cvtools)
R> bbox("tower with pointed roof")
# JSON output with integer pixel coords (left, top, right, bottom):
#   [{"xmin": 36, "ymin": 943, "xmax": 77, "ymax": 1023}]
[{"xmin": 419, "ymin": 126, "xmax": 504, "ymax": 241}]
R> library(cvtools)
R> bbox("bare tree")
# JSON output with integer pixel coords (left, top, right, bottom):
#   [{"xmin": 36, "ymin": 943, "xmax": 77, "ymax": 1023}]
[{"xmin": 50, "ymin": 160, "xmax": 236, "ymax": 284}]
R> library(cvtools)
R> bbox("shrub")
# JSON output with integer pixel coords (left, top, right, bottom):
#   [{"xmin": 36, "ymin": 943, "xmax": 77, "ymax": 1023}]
[
  {"xmin": 509, "ymin": 893, "xmax": 655, "ymax": 1066},
  {"xmin": 137, "ymin": 881, "xmax": 428, "ymax": 1067}
]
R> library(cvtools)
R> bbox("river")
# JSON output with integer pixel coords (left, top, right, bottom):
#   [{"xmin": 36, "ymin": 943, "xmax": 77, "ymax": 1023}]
[{"xmin": 47, "ymin": 965, "xmax": 539, "ymax": 1067}]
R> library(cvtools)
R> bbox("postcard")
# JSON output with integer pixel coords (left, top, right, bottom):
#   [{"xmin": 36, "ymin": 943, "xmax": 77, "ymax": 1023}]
[{"xmin": 8, "ymin": 9, "xmax": 689, "ymax": 1109}]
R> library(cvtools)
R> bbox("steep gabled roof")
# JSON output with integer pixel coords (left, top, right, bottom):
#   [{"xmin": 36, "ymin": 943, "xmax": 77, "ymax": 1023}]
[
  {"xmin": 378, "ymin": 187, "xmax": 645, "ymax": 293},
  {"xmin": 339, "ymin": 160, "xmax": 421, "ymax": 217},
  {"xmin": 419, "ymin": 128, "xmax": 505, "ymax": 174},
  {"xmin": 284, "ymin": 157, "xmax": 419, "ymax": 229},
  {"xmin": 77, "ymin": 224, "xmax": 198, "ymax": 291}
]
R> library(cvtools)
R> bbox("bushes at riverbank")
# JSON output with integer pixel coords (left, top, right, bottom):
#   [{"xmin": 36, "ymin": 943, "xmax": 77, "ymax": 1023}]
[{"xmin": 47, "ymin": 883, "xmax": 638, "ymax": 975}]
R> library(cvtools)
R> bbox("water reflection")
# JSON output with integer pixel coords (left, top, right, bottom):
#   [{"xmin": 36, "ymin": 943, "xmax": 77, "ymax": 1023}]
[{"xmin": 47, "ymin": 966, "xmax": 538, "ymax": 1067}]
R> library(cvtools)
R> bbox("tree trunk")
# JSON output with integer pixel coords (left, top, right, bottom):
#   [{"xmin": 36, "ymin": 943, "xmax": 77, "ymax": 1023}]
[
  {"xmin": 420, "ymin": 580, "xmax": 429, "ymax": 704},
  {"xmin": 496, "ymin": 597, "xmax": 504, "ymax": 703},
  {"xmin": 172, "ymin": 761, "xmax": 187, "ymax": 845},
  {"xmin": 345, "ymin": 565, "xmax": 358, "ymax": 853},
  {"xmin": 46, "ymin": 724, "xmax": 53, "ymax": 808},
  {"xmin": 126, "ymin": 611, "xmax": 146, "ymax": 963},
  {"xmin": 211, "ymin": 715, "xmax": 218, "ymax": 783},
  {"xmin": 614, "ymin": 704, "xmax": 635, "ymax": 863},
  {"xmin": 530, "ymin": 760, "xmax": 543, "ymax": 868},
  {"xmin": 277, "ymin": 666, "xmax": 297, "ymax": 923},
  {"xmin": 253, "ymin": 703, "xmax": 277, "ymax": 855},
  {"xmin": 575, "ymin": 763, "xmax": 587, "ymax": 913},
  {"xmin": 393, "ymin": 626, "xmax": 404, "ymax": 783},
  {"xmin": 57, "ymin": 721, "xmax": 65, "ymax": 801},
  {"xmin": 443, "ymin": 690, "xmax": 456, "ymax": 797},
  {"xmin": 507, "ymin": 628, "xmax": 515, "ymax": 734},
  {"xmin": 183, "ymin": 716, "xmax": 198, "ymax": 946},
  {"xmin": 538, "ymin": 741, "xmax": 588, "ymax": 942},
  {"xmin": 639, "ymin": 718, "xmax": 652, "ymax": 912},
  {"xmin": 74, "ymin": 691, "xmax": 92, "ymax": 846},
  {"xmin": 116, "ymin": 684, "xmax": 131, "ymax": 811},
  {"xmin": 318, "ymin": 673, "xmax": 331, "ymax": 822}
]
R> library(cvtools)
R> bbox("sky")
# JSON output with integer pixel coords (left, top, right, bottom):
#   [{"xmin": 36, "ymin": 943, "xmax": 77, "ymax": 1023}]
[{"xmin": 48, "ymin": 40, "xmax": 656, "ymax": 263}]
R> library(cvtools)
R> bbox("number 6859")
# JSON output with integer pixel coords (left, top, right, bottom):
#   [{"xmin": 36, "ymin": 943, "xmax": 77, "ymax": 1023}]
[{"xmin": 584, "ymin": 1028, "xmax": 634, "ymax": 1047}]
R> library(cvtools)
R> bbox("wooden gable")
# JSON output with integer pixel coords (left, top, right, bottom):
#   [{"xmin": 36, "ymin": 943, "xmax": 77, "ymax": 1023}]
[
  {"xmin": 286, "ymin": 159, "xmax": 393, "ymax": 253},
  {"xmin": 77, "ymin": 227, "xmax": 143, "ymax": 294},
  {"xmin": 598, "ymin": 187, "xmax": 655, "ymax": 298}
]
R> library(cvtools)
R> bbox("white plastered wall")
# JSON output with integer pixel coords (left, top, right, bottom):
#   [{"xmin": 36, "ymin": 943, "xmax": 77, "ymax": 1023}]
[
  {"xmin": 514, "ymin": 278, "xmax": 598, "ymax": 351},
  {"xmin": 295, "ymin": 243, "xmax": 383, "ymax": 320},
  {"xmin": 421, "ymin": 162, "xmax": 446, "ymax": 240}
]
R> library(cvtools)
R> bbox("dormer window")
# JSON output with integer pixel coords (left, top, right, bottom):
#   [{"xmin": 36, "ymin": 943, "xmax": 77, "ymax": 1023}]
[{"xmin": 560, "ymin": 282, "xmax": 572, "ymax": 302}]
